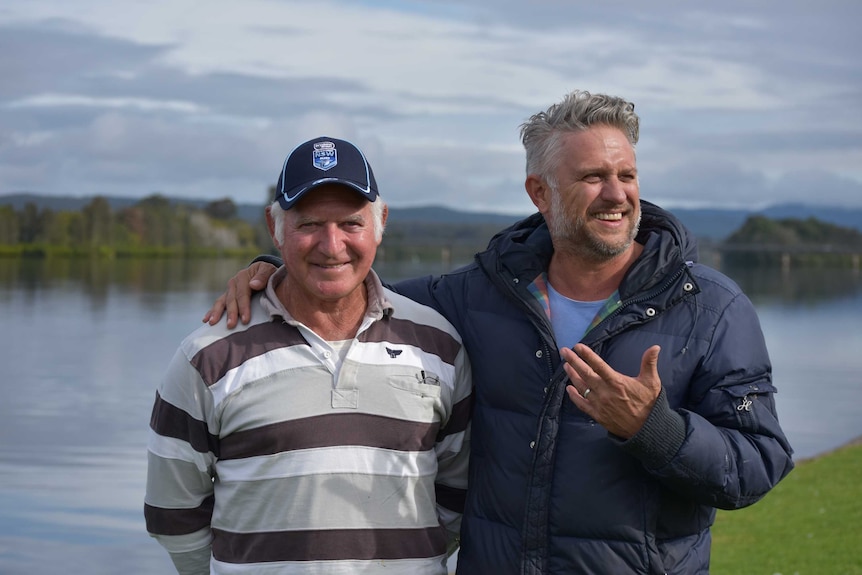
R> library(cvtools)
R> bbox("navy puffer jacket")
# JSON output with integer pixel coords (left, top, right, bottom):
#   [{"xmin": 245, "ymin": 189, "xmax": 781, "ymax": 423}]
[{"xmin": 395, "ymin": 201, "xmax": 794, "ymax": 574}]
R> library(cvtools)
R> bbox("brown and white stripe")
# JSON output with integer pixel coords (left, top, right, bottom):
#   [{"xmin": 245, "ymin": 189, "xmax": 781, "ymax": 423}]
[{"xmin": 145, "ymin": 269, "xmax": 471, "ymax": 574}]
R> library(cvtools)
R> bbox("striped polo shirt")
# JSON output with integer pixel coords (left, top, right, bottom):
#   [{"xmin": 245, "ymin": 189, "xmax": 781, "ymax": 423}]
[{"xmin": 145, "ymin": 268, "xmax": 472, "ymax": 574}]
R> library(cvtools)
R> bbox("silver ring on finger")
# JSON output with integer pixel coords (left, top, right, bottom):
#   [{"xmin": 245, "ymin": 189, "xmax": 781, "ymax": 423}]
[{"xmin": 583, "ymin": 388, "xmax": 592, "ymax": 399}]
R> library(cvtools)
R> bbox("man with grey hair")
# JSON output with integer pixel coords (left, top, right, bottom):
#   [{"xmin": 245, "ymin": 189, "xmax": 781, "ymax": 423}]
[
  {"xmin": 206, "ymin": 93, "xmax": 794, "ymax": 574},
  {"xmin": 146, "ymin": 136, "xmax": 472, "ymax": 574}
]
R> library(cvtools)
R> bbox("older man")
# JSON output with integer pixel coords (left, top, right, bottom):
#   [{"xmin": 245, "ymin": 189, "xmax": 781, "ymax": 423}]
[
  {"xmin": 145, "ymin": 137, "xmax": 472, "ymax": 574},
  {"xmin": 206, "ymin": 92, "xmax": 794, "ymax": 574}
]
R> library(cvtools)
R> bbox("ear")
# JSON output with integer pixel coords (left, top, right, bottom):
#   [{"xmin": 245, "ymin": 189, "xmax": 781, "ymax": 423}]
[
  {"xmin": 374, "ymin": 202, "xmax": 389, "ymax": 245},
  {"xmin": 265, "ymin": 205, "xmax": 279, "ymax": 247},
  {"xmin": 525, "ymin": 174, "xmax": 552, "ymax": 215}
]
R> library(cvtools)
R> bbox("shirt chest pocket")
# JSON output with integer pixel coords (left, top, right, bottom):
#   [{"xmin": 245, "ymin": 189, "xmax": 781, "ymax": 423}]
[{"xmin": 387, "ymin": 371, "xmax": 442, "ymax": 399}]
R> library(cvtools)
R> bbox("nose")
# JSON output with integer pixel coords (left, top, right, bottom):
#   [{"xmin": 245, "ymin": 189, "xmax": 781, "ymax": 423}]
[
  {"xmin": 601, "ymin": 175, "xmax": 631, "ymax": 203},
  {"xmin": 317, "ymin": 224, "xmax": 345, "ymax": 256}
]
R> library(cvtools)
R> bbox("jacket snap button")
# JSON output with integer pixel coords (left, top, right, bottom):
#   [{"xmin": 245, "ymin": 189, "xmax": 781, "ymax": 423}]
[
  {"xmin": 529, "ymin": 441, "xmax": 535, "ymax": 449},
  {"xmin": 535, "ymin": 350, "xmax": 543, "ymax": 358},
  {"xmin": 683, "ymin": 282, "xmax": 694, "ymax": 291},
  {"xmin": 513, "ymin": 278, "xmax": 520, "ymax": 284},
  {"xmin": 646, "ymin": 307, "xmax": 656, "ymax": 317}
]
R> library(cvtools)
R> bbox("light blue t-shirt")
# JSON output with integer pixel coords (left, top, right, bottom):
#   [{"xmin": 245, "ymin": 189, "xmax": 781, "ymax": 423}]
[{"xmin": 547, "ymin": 282, "xmax": 605, "ymax": 349}]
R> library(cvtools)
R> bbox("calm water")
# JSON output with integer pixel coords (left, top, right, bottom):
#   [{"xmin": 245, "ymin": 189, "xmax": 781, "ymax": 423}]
[{"xmin": 0, "ymin": 258, "xmax": 860, "ymax": 574}]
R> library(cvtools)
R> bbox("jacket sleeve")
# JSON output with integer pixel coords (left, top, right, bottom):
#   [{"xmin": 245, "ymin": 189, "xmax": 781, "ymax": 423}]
[
  {"xmin": 251, "ymin": 254, "xmax": 283, "ymax": 268},
  {"xmin": 395, "ymin": 274, "xmax": 472, "ymax": 551},
  {"xmin": 394, "ymin": 274, "xmax": 464, "ymax": 333},
  {"xmin": 144, "ymin": 347, "xmax": 217, "ymax": 574},
  {"xmin": 619, "ymin": 291, "xmax": 794, "ymax": 510}
]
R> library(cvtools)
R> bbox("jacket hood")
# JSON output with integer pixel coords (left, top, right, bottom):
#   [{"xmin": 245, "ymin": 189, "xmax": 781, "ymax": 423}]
[{"xmin": 637, "ymin": 199, "xmax": 699, "ymax": 263}]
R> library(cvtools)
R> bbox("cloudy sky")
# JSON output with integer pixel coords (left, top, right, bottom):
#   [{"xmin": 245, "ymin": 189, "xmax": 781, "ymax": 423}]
[{"xmin": 2, "ymin": 0, "xmax": 860, "ymax": 214}]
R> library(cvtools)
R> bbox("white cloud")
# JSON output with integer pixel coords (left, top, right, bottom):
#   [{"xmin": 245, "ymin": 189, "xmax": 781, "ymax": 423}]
[
  {"xmin": 7, "ymin": 93, "xmax": 206, "ymax": 114},
  {"xmin": 1, "ymin": 0, "xmax": 860, "ymax": 210}
]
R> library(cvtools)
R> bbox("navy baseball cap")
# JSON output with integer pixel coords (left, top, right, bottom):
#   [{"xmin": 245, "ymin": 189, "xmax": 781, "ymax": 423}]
[{"xmin": 275, "ymin": 136, "xmax": 379, "ymax": 210}]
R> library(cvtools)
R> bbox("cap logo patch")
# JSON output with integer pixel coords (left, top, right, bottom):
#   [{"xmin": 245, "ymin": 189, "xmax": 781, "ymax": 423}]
[{"xmin": 312, "ymin": 141, "xmax": 337, "ymax": 171}]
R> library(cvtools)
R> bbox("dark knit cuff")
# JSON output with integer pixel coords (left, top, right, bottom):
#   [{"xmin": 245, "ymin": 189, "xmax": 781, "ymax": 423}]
[{"xmin": 615, "ymin": 387, "xmax": 687, "ymax": 470}]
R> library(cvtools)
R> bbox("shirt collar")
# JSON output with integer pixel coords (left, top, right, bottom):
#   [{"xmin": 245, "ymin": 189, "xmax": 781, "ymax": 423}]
[{"xmin": 260, "ymin": 266, "xmax": 394, "ymax": 322}]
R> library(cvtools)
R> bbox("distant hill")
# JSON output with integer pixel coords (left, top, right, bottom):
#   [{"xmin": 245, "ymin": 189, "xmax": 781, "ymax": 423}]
[
  {"xmin": 672, "ymin": 204, "xmax": 862, "ymax": 240},
  {"xmin": 2, "ymin": 192, "xmax": 862, "ymax": 241},
  {"xmin": 669, "ymin": 208, "xmax": 751, "ymax": 241},
  {"xmin": 726, "ymin": 214, "xmax": 862, "ymax": 246},
  {"xmin": 385, "ymin": 205, "xmax": 523, "ymax": 226}
]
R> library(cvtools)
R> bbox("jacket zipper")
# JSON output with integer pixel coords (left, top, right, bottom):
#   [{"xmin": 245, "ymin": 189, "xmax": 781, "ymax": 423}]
[{"xmin": 585, "ymin": 263, "xmax": 691, "ymax": 346}]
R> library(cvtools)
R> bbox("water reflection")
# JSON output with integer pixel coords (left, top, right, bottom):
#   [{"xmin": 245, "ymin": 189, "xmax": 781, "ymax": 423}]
[
  {"xmin": 6, "ymin": 257, "xmax": 857, "ymax": 304},
  {"xmin": 721, "ymin": 262, "xmax": 862, "ymax": 306},
  {"xmin": 0, "ymin": 257, "xmax": 258, "ymax": 292}
]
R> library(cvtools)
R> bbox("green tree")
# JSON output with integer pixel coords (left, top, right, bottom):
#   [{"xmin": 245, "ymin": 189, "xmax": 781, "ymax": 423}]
[
  {"xmin": 205, "ymin": 198, "xmax": 238, "ymax": 220},
  {"xmin": 19, "ymin": 202, "xmax": 46, "ymax": 243},
  {"xmin": 726, "ymin": 216, "xmax": 796, "ymax": 245},
  {"xmin": 137, "ymin": 194, "xmax": 185, "ymax": 248},
  {"xmin": 0, "ymin": 206, "xmax": 19, "ymax": 244},
  {"xmin": 119, "ymin": 206, "xmax": 145, "ymax": 246},
  {"xmin": 45, "ymin": 211, "xmax": 84, "ymax": 247},
  {"xmin": 727, "ymin": 216, "xmax": 862, "ymax": 248},
  {"xmin": 82, "ymin": 196, "xmax": 114, "ymax": 247}
]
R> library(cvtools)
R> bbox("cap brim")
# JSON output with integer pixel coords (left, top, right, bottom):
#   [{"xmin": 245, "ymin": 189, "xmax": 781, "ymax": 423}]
[{"xmin": 277, "ymin": 178, "xmax": 378, "ymax": 209}]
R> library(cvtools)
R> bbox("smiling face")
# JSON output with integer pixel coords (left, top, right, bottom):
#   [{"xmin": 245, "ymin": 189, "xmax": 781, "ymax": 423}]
[
  {"xmin": 529, "ymin": 125, "xmax": 640, "ymax": 263},
  {"xmin": 267, "ymin": 185, "xmax": 384, "ymax": 312}
]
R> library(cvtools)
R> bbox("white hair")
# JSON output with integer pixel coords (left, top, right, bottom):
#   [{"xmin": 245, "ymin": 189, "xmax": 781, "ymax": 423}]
[{"xmin": 520, "ymin": 90, "xmax": 639, "ymax": 182}]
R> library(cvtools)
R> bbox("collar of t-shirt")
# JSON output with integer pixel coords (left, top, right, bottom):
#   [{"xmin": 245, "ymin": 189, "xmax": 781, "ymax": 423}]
[{"xmin": 547, "ymin": 281, "xmax": 605, "ymax": 349}]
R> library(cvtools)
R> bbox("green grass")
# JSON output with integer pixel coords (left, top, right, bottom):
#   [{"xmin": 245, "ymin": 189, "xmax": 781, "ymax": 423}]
[{"xmin": 711, "ymin": 439, "xmax": 862, "ymax": 575}]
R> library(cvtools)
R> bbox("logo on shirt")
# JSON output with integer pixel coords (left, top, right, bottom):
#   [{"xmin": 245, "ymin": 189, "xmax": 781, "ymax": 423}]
[{"xmin": 386, "ymin": 347, "xmax": 402, "ymax": 358}]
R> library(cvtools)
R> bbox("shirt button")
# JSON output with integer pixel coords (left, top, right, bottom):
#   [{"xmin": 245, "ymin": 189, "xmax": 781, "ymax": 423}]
[{"xmin": 323, "ymin": 350, "xmax": 332, "ymax": 358}]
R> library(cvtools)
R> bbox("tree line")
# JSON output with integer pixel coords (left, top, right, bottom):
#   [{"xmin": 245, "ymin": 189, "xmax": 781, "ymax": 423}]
[
  {"xmin": 2, "ymin": 195, "xmax": 860, "ymax": 266},
  {"xmin": 0, "ymin": 195, "xmax": 269, "ymax": 257},
  {"xmin": 719, "ymin": 215, "xmax": 862, "ymax": 267},
  {"xmin": 725, "ymin": 215, "xmax": 862, "ymax": 248},
  {"xmin": 0, "ymin": 192, "xmax": 504, "ymax": 264}
]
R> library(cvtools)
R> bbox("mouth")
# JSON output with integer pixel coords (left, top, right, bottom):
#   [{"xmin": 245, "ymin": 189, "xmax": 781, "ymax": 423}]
[{"xmin": 593, "ymin": 212, "xmax": 624, "ymax": 222}]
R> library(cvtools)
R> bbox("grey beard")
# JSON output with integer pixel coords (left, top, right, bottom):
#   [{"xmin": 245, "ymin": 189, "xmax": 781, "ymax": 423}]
[{"xmin": 547, "ymin": 196, "xmax": 641, "ymax": 262}]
